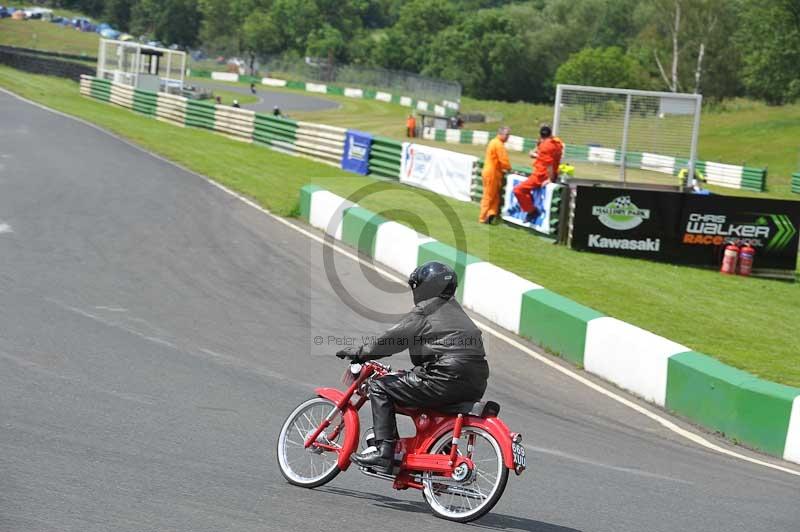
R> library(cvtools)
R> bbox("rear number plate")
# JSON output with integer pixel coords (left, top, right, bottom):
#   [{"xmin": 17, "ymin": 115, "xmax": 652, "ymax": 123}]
[{"xmin": 512, "ymin": 443, "xmax": 526, "ymax": 468}]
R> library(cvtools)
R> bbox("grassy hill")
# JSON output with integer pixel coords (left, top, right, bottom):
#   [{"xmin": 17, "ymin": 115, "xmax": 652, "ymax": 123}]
[{"xmin": 0, "ymin": 17, "xmax": 100, "ymax": 57}]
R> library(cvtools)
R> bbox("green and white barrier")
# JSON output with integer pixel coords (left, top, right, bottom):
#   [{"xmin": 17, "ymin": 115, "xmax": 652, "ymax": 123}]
[
  {"xmin": 792, "ymin": 173, "xmax": 800, "ymax": 194},
  {"xmin": 198, "ymin": 71, "xmax": 458, "ymax": 116},
  {"xmin": 422, "ymin": 126, "xmax": 767, "ymax": 192},
  {"xmin": 80, "ymin": 75, "xmax": 342, "ymax": 167},
  {"xmin": 299, "ymin": 184, "xmax": 800, "ymax": 465},
  {"xmin": 213, "ymin": 106, "xmax": 255, "ymax": 142},
  {"xmin": 155, "ymin": 92, "xmax": 187, "ymax": 126},
  {"xmin": 294, "ymin": 121, "xmax": 346, "ymax": 166}
]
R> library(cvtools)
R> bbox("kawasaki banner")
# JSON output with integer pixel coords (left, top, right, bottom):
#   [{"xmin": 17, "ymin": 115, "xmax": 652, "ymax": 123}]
[
  {"xmin": 400, "ymin": 142, "xmax": 476, "ymax": 202},
  {"xmin": 571, "ymin": 185, "xmax": 800, "ymax": 273},
  {"xmin": 501, "ymin": 174, "xmax": 562, "ymax": 236},
  {"xmin": 341, "ymin": 130, "xmax": 372, "ymax": 175}
]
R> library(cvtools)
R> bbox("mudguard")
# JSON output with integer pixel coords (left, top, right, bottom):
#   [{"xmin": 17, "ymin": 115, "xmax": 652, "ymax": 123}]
[
  {"xmin": 417, "ymin": 415, "xmax": 517, "ymax": 470},
  {"xmin": 315, "ymin": 387, "xmax": 360, "ymax": 470}
]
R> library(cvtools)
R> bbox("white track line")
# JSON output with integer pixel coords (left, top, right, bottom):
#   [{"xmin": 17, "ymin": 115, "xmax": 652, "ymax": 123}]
[{"xmin": 5, "ymin": 86, "xmax": 799, "ymax": 478}]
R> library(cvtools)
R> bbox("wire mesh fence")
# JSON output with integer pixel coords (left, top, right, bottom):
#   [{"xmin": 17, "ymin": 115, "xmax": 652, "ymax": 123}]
[
  {"xmin": 190, "ymin": 51, "xmax": 461, "ymax": 104},
  {"xmin": 554, "ymin": 85, "xmax": 701, "ymax": 186}
]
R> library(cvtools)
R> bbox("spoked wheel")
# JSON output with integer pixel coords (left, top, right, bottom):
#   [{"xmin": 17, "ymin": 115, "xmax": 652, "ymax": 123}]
[
  {"xmin": 276, "ymin": 397, "xmax": 346, "ymax": 488},
  {"xmin": 422, "ymin": 426, "xmax": 509, "ymax": 522}
]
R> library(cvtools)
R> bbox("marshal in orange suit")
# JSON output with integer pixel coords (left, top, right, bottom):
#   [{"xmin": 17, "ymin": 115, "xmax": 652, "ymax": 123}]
[
  {"xmin": 479, "ymin": 127, "xmax": 512, "ymax": 224},
  {"xmin": 513, "ymin": 125, "xmax": 563, "ymax": 217}
]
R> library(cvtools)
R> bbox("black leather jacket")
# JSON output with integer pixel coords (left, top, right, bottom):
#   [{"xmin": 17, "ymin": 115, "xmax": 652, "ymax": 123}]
[{"xmin": 358, "ymin": 296, "xmax": 489, "ymax": 389}]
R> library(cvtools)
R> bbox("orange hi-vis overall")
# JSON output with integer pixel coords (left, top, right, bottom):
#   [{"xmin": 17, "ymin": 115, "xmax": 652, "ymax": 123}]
[
  {"xmin": 479, "ymin": 136, "xmax": 512, "ymax": 222},
  {"xmin": 513, "ymin": 136, "xmax": 563, "ymax": 213}
]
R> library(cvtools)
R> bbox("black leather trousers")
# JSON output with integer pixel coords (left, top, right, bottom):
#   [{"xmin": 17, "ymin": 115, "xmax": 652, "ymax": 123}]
[{"xmin": 369, "ymin": 364, "xmax": 488, "ymax": 441}]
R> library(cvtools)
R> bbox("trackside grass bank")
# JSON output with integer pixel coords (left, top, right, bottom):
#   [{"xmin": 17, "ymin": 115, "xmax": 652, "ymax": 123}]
[
  {"xmin": 1, "ymin": 66, "xmax": 797, "ymax": 388},
  {"xmin": 0, "ymin": 18, "xmax": 99, "ymax": 58}
]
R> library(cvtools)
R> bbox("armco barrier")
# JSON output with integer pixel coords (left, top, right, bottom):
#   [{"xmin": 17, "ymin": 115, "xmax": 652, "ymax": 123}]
[
  {"xmin": 423, "ymin": 126, "xmax": 767, "ymax": 192},
  {"xmin": 0, "ymin": 46, "xmax": 94, "ymax": 81},
  {"xmin": 298, "ymin": 184, "xmax": 800, "ymax": 465},
  {"xmin": 369, "ymin": 136, "xmax": 403, "ymax": 179},
  {"xmin": 80, "ymin": 75, "xmax": 342, "ymax": 167},
  {"xmin": 793, "ymin": 173, "xmax": 800, "ymax": 194},
  {"xmin": 294, "ymin": 121, "xmax": 346, "ymax": 165},
  {"xmin": 192, "ymin": 69, "xmax": 456, "ymax": 116}
]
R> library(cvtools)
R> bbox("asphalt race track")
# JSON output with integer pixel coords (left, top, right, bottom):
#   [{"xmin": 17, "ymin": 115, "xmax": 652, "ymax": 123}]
[
  {"xmin": 191, "ymin": 80, "xmax": 339, "ymax": 114},
  {"xmin": 0, "ymin": 90, "xmax": 798, "ymax": 532}
]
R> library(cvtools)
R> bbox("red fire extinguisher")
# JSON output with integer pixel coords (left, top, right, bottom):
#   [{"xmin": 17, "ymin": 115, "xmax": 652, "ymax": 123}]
[
  {"xmin": 738, "ymin": 243, "xmax": 755, "ymax": 276},
  {"xmin": 720, "ymin": 242, "xmax": 740, "ymax": 275}
]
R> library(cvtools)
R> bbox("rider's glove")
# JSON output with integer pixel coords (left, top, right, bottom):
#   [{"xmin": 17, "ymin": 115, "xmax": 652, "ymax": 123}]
[{"xmin": 335, "ymin": 346, "xmax": 363, "ymax": 362}]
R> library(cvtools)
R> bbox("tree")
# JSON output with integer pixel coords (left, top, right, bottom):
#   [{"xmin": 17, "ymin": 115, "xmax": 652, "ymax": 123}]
[
  {"xmin": 104, "ymin": 0, "xmax": 136, "ymax": 31},
  {"xmin": 241, "ymin": 11, "xmax": 281, "ymax": 73},
  {"xmin": 197, "ymin": 0, "xmax": 269, "ymax": 54},
  {"xmin": 423, "ymin": 8, "xmax": 530, "ymax": 101},
  {"xmin": 130, "ymin": 0, "xmax": 201, "ymax": 46},
  {"xmin": 737, "ymin": 0, "xmax": 800, "ymax": 104},
  {"xmin": 631, "ymin": 0, "xmax": 742, "ymax": 99},
  {"xmin": 268, "ymin": 0, "xmax": 323, "ymax": 51},
  {"xmin": 555, "ymin": 47, "xmax": 647, "ymax": 89},
  {"xmin": 306, "ymin": 24, "xmax": 346, "ymax": 63},
  {"xmin": 371, "ymin": 0, "xmax": 456, "ymax": 71},
  {"xmin": 158, "ymin": 0, "xmax": 202, "ymax": 47}
]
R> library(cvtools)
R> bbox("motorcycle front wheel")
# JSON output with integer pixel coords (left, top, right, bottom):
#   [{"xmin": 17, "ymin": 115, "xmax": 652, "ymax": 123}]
[
  {"xmin": 422, "ymin": 426, "xmax": 509, "ymax": 522},
  {"xmin": 276, "ymin": 397, "xmax": 345, "ymax": 488}
]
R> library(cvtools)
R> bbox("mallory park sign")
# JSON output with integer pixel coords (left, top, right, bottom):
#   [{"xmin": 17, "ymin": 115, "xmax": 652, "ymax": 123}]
[{"xmin": 570, "ymin": 185, "xmax": 800, "ymax": 275}]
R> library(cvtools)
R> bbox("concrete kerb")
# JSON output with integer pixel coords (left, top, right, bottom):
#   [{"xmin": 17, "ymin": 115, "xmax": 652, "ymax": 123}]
[{"xmin": 298, "ymin": 184, "xmax": 800, "ymax": 464}]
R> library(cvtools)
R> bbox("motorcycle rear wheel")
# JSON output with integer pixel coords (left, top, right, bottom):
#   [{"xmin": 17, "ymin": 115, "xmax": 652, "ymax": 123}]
[
  {"xmin": 422, "ymin": 426, "xmax": 509, "ymax": 522},
  {"xmin": 276, "ymin": 397, "xmax": 344, "ymax": 488}
]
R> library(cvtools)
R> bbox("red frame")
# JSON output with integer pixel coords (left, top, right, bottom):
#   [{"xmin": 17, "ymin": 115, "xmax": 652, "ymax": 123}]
[{"xmin": 307, "ymin": 362, "xmax": 518, "ymax": 490}]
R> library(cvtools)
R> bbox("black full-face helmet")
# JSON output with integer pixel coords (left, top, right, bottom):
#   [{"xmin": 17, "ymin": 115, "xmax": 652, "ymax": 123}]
[{"xmin": 408, "ymin": 261, "xmax": 458, "ymax": 304}]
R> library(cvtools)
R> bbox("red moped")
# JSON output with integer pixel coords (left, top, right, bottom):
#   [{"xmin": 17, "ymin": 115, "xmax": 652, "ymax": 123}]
[{"xmin": 276, "ymin": 360, "xmax": 526, "ymax": 522}]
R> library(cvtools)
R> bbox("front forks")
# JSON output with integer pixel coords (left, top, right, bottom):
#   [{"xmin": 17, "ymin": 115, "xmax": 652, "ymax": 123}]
[{"xmin": 448, "ymin": 414, "xmax": 465, "ymax": 466}]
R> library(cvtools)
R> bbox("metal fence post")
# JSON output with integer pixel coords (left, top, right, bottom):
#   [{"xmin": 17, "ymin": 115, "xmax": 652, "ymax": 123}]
[
  {"xmin": 619, "ymin": 94, "xmax": 632, "ymax": 184},
  {"xmin": 689, "ymin": 94, "xmax": 703, "ymax": 185},
  {"xmin": 553, "ymin": 85, "xmax": 563, "ymax": 135}
]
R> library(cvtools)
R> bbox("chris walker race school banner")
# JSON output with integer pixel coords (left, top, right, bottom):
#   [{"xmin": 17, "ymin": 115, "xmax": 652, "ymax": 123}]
[{"xmin": 570, "ymin": 185, "xmax": 800, "ymax": 272}]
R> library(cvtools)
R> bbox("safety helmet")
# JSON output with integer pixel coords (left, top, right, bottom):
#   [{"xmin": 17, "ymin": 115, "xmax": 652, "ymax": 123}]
[{"xmin": 408, "ymin": 261, "xmax": 457, "ymax": 303}]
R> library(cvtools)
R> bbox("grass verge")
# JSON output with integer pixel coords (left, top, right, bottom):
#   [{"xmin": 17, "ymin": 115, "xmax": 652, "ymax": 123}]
[
  {"xmin": 2, "ymin": 66, "xmax": 798, "ymax": 387},
  {"xmin": 0, "ymin": 18, "xmax": 99, "ymax": 57}
]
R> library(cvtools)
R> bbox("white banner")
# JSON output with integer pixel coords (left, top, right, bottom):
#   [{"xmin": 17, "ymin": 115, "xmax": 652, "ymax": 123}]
[
  {"xmin": 400, "ymin": 143, "xmax": 476, "ymax": 202},
  {"xmin": 212, "ymin": 72, "xmax": 239, "ymax": 82},
  {"xmin": 262, "ymin": 77, "xmax": 287, "ymax": 87}
]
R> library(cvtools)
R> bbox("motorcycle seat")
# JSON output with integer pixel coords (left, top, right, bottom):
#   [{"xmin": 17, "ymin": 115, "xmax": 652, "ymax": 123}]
[{"xmin": 434, "ymin": 400, "xmax": 500, "ymax": 418}]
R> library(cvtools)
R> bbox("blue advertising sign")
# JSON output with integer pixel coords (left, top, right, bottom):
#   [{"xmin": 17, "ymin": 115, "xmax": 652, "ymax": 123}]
[
  {"xmin": 501, "ymin": 174, "xmax": 562, "ymax": 235},
  {"xmin": 341, "ymin": 130, "xmax": 373, "ymax": 175}
]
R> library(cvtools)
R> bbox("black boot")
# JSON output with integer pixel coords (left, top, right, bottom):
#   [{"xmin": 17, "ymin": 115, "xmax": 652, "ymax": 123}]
[{"xmin": 351, "ymin": 440, "xmax": 395, "ymax": 473}]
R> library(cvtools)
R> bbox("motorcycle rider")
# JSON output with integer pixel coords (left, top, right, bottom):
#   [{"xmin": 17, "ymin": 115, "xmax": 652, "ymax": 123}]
[{"xmin": 336, "ymin": 261, "xmax": 489, "ymax": 473}]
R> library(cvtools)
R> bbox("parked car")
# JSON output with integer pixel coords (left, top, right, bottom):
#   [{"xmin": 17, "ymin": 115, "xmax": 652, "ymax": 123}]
[{"xmin": 100, "ymin": 28, "xmax": 120, "ymax": 39}]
